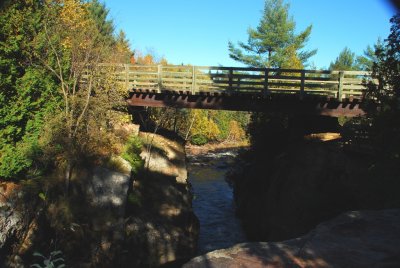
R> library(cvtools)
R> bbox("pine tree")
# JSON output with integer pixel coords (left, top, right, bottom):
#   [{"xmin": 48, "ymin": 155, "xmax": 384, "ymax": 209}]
[
  {"xmin": 357, "ymin": 39, "xmax": 385, "ymax": 71},
  {"xmin": 368, "ymin": 13, "xmax": 400, "ymax": 109},
  {"xmin": 87, "ymin": 0, "xmax": 115, "ymax": 45},
  {"xmin": 228, "ymin": 0, "xmax": 316, "ymax": 68},
  {"xmin": 329, "ymin": 47, "xmax": 359, "ymax": 71},
  {"xmin": 115, "ymin": 30, "xmax": 132, "ymax": 63}
]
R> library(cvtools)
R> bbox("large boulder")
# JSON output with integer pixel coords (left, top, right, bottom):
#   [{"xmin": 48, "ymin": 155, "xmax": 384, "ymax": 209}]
[
  {"xmin": 184, "ymin": 209, "xmax": 400, "ymax": 267},
  {"xmin": 0, "ymin": 182, "xmax": 40, "ymax": 267},
  {"xmin": 87, "ymin": 164, "xmax": 131, "ymax": 218},
  {"xmin": 84, "ymin": 163, "xmax": 131, "ymax": 265},
  {"xmin": 0, "ymin": 183, "xmax": 23, "ymax": 251}
]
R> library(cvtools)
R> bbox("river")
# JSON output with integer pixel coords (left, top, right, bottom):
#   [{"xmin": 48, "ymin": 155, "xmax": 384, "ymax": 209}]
[{"xmin": 186, "ymin": 149, "xmax": 247, "ymax": 254}]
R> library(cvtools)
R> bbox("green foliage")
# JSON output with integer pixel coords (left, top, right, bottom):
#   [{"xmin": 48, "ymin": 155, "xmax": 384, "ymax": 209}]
[
  {"xmin": 0, "ymin": 0, "xmax": 133, "ymax": 185},
  {"xmin": 367, "ymin": 13, "xmax": 400, "ymax": 109},
  {"xmin": 122, "ymin": 135, "xmax": 144, "ymax": 174},
  {"xmin": 0, "ymin": 143, "xmax": 33, "ymax": 178},
  {"xmin": 115, "ymin": 30, "xmax": 132, "ymax": 63},
  {"xmin": 329, "ymin": 47, "xmax": 359, "ymax": 70},
  {"xmin": 212, "ymin": 111, "xmax": 231, "ymax": 140},
  {"xmin": 362, "ymin": 14, "xmax": 400, "ymax": 157},
  {"xmin": 87, "ymin": 0, "xmax": 114, "ymax": 46},
  {"xmin": 338, "ymin": 116, "xmax": 350, "ymax": 127},
  {"xmin": 342, "ymin": 12, "xmax": 400, "ymax": 207},
  {"xmin": 31, "ymin": 250, "xmax": 65, "ymax": 268},
  {"xmin": 188, "ymin": 110, "xmax": 248, "ymax": 144},
  {"xmin": 189, "ymin": 110, "xmax": 220, "ymax": 142},
  {"xmin": 38, "ymin": 192, "xmax": 47, "ymax": 201},
  {"xmin": 330, "ymin": 40, "xmax": 386, "ymax": 72},
  {"xmin": 0, "ymin": 1, "xmax": 60, "ymax": 181},
  {"xmin": 212, "ymin": 111, "xmax": 249, "ymax": 141},
  {"xmin": 190, "ymin": 134, "xmax": 208, "ymax": 145},
  {"xmin": 228, "ymin": 0, "xmax": 316, "ymax": 67},
  {"xmin": 144, "ymin": 107, "xmax": 249, "ymax": 144},
  {"xmin": 357, "ymin": 39, "xmax": 385, "ymax": 71}
]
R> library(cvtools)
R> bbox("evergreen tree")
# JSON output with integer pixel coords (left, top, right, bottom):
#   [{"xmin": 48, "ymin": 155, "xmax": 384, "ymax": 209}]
[
  {"xmin": 115, "ymin": 30, "xmax": 133, "ymax": 63},
  {"xmin": 357, "ymin": 39, "xmax": 385, "ymax": 71},
  {"xmin": 87, "ymin": 0, "xmax": 115, "ymax": 45},
  {"xmin": 0, "ymin": 0, "xmax": 60, "ymax": 179},
  {"xmin": 368, "ymin": 13, "xmax": 400, "ymax": 109},
  {"xmin": 228, "ymin": 0, "xmax": 316, "ymax": 68},
  {"xmin": 329, "ymin": 47, "xmax": 359, "ymax": 71}
]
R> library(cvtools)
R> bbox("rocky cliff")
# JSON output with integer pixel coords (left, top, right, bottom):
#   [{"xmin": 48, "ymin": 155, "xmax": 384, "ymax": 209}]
[
  {"xmin": 184, "ymin": 209, "xmax": 400, "ymax": 267},
  {"xmin": 0, "ymin": 131, "xmax": 198, "ymax": 267},
  {"xmin": 121, "ymin": 132, "xmax": 199, "ymax": 267},
  {"xmin": 228, "ymin": 136, "xmax": 394, "ymax": 242}
]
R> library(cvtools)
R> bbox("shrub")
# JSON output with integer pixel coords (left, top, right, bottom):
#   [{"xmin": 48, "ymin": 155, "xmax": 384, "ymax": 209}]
[
  {"xmin": 122, "ymin": 135, "xmax": 144, "ymax": 174},
  {"xmin": 190, "ymin": 134, "xmax": 208, "ymax": 145},
  {"xmin": 31, "ymin": 250, "xmax": 65, "ymax": 268}
]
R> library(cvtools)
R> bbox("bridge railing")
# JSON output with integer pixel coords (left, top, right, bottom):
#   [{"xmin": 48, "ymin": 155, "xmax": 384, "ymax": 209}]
[{"xmin": 101, "ymin": 64, "xmax": 376, "ymax": 101}]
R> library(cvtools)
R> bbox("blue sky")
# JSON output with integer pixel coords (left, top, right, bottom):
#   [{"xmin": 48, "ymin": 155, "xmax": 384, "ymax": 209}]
[{"xmin": 104, "ymin": 0, "xmax": 397, "ymax": 69}]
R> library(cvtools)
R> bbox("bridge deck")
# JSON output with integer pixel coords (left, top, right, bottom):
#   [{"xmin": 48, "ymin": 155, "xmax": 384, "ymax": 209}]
[{"xmin": 100, "ymin": 64, "xmax": 375, "ymax": 116}]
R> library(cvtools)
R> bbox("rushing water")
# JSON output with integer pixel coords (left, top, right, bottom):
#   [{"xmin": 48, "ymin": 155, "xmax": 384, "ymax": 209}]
[{"xmin": 187, "ymin": 149, "xmax": 247, "ymax": 254}]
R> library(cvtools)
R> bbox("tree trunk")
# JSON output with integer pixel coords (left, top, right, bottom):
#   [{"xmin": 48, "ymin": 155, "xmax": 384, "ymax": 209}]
[
  {"xmin": 185, "ymin": 115, "xmax": 195, "ymax": 141},
  {"xmin": 173, "ymin": 109, "xmax": 178, "ymax": 133},
  {"xmin": 65, "ymin": 161, "xmax": 73, "ymax": 196}
]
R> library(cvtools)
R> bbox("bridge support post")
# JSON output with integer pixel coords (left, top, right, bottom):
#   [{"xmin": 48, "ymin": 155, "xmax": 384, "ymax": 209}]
[
  {"xmin": 300, "ymin": 70, "xmax": 305, "ymax": 100},
  {"xmin": 157, "ymin": 65, "xmax": 162, "ymax": 93},
  {"xmin": 338, "ymin": 71, "xmax": 344, "ymax": 101},
  {"xmin": 191, "ymin": 66, "xmax": 197, "ymax": 94},
  {"xmin": 263, "ymin": 69, "xmax": 269, "ymax": 97},
  {"xmin": 228, "ymin": 68, "xmax": 234, "ymax": 91},
  {"xmin": 125, "ymin": 64, "xmax": 129, "ymax": 90}
]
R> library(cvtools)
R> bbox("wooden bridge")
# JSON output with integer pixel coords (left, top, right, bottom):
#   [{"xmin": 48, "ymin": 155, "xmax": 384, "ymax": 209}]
[{"xmin": 107, "ymin": 64, "xmax": 375, "ymax": 117}]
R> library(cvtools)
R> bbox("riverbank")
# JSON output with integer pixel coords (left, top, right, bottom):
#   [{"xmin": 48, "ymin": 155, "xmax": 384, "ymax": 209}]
[
  {"xmin": 109, "ymin": 131, "xmax": 200, "ymax": 267},
  {"xmin": 185, "ymin": 140, "xmax": 249, "ymax": 155},
  {"xmin": 184, "ymin": 209, "xmax": 400, "ymax": 267}
]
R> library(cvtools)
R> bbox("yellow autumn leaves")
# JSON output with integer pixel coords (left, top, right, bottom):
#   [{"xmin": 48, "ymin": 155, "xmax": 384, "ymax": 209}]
[
  {"xmin": 51, "ymin": 0, "xmax": 93, "ymax": 50},
  {"xmin": 189, "ymin": 110, "xmax": 246, "ymax": 143}
]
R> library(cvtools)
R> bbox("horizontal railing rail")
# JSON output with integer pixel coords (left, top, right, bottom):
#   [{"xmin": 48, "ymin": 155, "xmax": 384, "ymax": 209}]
[{"xmin": 96, "ymin": 64, "xmax": 376, "ymax": 101}]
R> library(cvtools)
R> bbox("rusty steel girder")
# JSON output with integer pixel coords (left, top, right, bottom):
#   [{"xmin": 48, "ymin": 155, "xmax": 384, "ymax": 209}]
[{"xmin": 126, "ymin": 92, "xmax": 366, "ymax": 117}]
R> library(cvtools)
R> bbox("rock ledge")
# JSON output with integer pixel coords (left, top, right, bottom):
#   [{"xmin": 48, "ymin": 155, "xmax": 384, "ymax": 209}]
[{"xmin": 184, "ymin": 209, "xmax": 400, "ymax": 268}]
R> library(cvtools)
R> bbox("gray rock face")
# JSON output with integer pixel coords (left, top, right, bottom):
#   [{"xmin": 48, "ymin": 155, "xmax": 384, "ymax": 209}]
[
  {"xmin": 0, "ymin": 203, "xmax": 23, "ymax": 250},
  {"xmin": 125, "ymin": 213, "xmax": 199, "ymax": 267},
  {"xmin": 87, "ymin": 166, "xmax": 130, "ymax": 216},
  {"xmin": 183, "ymin": 209, "xmax": 400, "ymax": 268},
  {"xmin": 0, "ymin": 184, "xmax": 35, "ymax": 268},
  {"xmin": 85, "ymin": 166, "xmax": 131, "ymax": 265},
  {"xmin": 123, "ymin": 133, "xmax": 199, "ymax": 267}
]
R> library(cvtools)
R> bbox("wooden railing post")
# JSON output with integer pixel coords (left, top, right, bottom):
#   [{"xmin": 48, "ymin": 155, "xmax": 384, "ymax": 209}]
[
  {"xmin": 228, "ymin": 68, "xmax": 233, "ymax": 91},
  {"xmin": 191, "ymin": 66, "xmax": 196, "ymax": 94},
  {"xmin": 157, "ymin": 65, "xmax": 162, "ymax": 93},
  {"xmin": 300, "ymin": 70, "xmax": 305, "ymax": 100},
  {"xmin": 125, "ymin": 64, "xmax": 129, "ymax": 90},
  {"xmin": 263, "ymin": 69, "xmax": 269, "ymax": 97},
  {"xmin": 338, "ymin": 71, "xmax": 344, "ymax": 101},
  {"xmin": 120, "ymin": 64, "xmax": 370, "ymax": 102}
]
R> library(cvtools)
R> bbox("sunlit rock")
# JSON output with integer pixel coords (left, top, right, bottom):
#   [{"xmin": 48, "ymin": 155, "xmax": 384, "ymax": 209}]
[{"xmin": 184, "ymin": 209, "xmax": 400, "ymax": 267}]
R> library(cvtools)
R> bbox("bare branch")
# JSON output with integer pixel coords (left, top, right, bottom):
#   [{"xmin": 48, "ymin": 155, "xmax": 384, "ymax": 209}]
[{"xmin": 73, "ymin": 74, "xmax": 93, "ymax": 137}]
